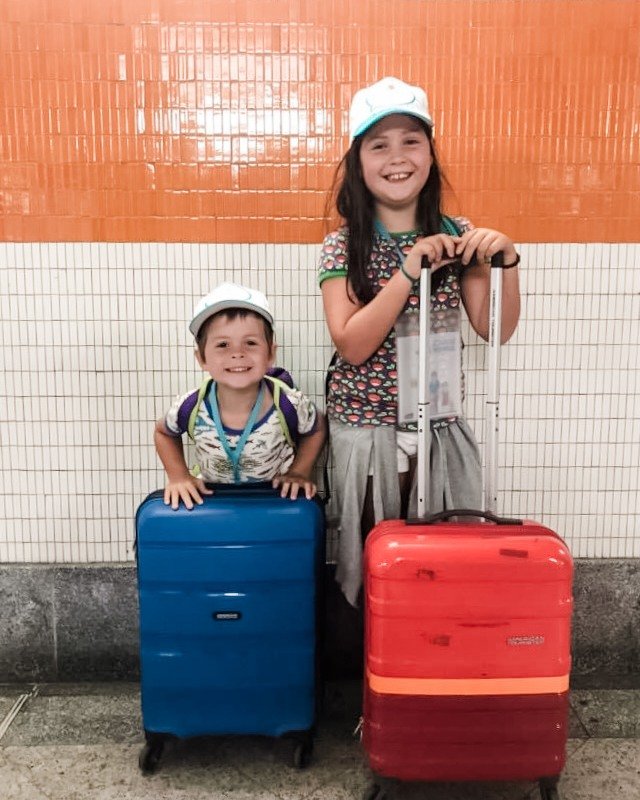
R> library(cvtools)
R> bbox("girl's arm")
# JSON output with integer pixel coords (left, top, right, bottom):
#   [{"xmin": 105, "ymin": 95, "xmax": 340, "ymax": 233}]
[
  {"xmin": 457, "ymin": 228, "xmax": 521, "ymax": 343},
  {"xmin": 154, "ymin": 420, "xmax": 213, "ymax": 510},
  {"xmin": 322, "ymin": 234, "xmax": 458, "ymax": 365},
  {"xmin": 272, "ymin": 412, "xmax": 327, "ymax": 500}
]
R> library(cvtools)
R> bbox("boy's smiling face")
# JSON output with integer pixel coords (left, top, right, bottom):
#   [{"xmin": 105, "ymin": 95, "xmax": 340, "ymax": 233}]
[{"xmin": 196, "ymin": 311, "xmax": 275, "ymax": 391}]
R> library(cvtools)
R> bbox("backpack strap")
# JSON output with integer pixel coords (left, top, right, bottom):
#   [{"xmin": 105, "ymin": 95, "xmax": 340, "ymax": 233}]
[
  {"xmin": 322, "ymin": 350, "xmax": 339, "ymax": 505},
  {"xmin": 266, "ymin": 365, "xmax": 295, "ymax": 388},
  {"xmin": 264, "ymin": 374, "xmax": 298, "ymax": 449},
  {"xmin": 176, "ymin": 385, "xmax": 203, "ymax": 439},
  {"xmin": 186, "ymin": 378, "xmax": 213, "ymax": 441}
]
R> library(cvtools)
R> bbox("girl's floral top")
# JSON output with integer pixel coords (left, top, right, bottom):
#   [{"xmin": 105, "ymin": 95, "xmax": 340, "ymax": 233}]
[{"xmin": 318, "ymin": 218, "xmax": 472, "ymax": 428}]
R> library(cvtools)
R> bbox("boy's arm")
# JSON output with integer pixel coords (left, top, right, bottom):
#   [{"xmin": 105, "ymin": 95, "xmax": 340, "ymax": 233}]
[
  {"xmin": 272, "ymin": 412, "xmax": 327, "ymax": 500},
  {"xmin": 154, "ymin": 419, "xmax": 213, "ymax": 510}
]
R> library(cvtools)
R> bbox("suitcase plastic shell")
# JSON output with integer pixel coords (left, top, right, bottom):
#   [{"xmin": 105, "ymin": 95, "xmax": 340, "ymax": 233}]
[
  {"xmin": 136, "ymin": 486, "xmax": 325, "ymax": 742},
  {"xmin": 363, "ymin": 517, "xmax": 573, "ymax": 782}
]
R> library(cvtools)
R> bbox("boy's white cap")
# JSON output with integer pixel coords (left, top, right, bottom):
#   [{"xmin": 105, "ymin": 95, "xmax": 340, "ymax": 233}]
[
  {"xmin": 349, "ymin": 76, "xmax": 433, "ymax": 143},
  {"xmin": 189, "ymin": 282, "xmax": 274, "ymax": 338}
]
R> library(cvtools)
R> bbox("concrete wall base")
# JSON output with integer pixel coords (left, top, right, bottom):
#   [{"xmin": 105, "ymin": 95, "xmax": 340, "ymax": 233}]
[{"xmin": 1, "ymin": 560, "xmax": 638, "ymax": 683}]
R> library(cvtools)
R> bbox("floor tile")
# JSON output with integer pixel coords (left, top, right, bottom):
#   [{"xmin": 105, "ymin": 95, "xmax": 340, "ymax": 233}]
[
  {"xmin": 571, "ymin": 690, "xmax": 640, "ymax": 738},
  {"xmin": 0, "ymin": 684, "xmax": 639, "ymax": 800},
  {"xmin": 0, "ymin": 696, "xmax": 18, "ymax": 723},
  {"xmin": 3, "ymin": 743, "xmax": 278, "ymax": 800},
  {"xmin": 560, "ymin": 738, "xmax": 640, "ymax": 799},
  {"xmin": 1, "ymin": 692, "xmax": 143, "ymax": 746},
  {"xmin": 0, "ymin": 749, "xmax": 50, "ymax": 800}
]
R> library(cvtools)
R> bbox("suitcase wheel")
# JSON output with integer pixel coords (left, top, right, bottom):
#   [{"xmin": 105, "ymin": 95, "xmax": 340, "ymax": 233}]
[
  {"xmin": 291, "ymin": 736, "xmax": 313, "ymax": 769},
  {"xmin": 138, "ymin": 734, "xmax": 165, "ymax": 775},
  {"xmin": 539, "ymin": 776, "xmax": 561, "ymax": 800},
  {"xmin": 362, "ymin": 783, "xmax": 386, "ymax": 800}
]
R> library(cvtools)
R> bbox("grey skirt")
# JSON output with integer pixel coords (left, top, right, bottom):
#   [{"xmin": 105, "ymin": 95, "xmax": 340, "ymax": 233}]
[{"xmin": 328, "ymin": 418, "xmax": 482, "ymax": 606}]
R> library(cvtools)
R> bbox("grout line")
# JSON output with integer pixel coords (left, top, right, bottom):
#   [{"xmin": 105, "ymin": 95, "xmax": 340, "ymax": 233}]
[
  {"xmin": 0, "ymin": 685, "xmax": 39, "ymax": 741},
  {"xmin": 569, "ymin": 693, "xmax": 594, "ymax": 739}
]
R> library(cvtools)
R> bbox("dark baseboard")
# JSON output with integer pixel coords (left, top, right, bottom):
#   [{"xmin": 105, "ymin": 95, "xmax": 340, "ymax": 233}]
[{"xmin": 0, "ymin": 560, "xmax": 638, "ymax": 683}]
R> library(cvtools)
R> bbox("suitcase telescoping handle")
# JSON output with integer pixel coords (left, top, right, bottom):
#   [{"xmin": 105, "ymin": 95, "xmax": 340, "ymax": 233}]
[{"xmin": 415, "ymin": 251, "xmax": 509, "ymax": 520}]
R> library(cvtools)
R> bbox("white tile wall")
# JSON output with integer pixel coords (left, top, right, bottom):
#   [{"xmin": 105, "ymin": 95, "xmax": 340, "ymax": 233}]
[{"xmin": 0, "ymin": 242, "xmax": 638, "ymax": 562}]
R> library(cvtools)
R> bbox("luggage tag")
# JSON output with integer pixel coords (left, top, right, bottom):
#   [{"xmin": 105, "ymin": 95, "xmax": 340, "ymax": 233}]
[
  {"xmin": 374, "ymin": 220, "xmax": 464, "ymax": 427},
  {"xmin": 395, "ymin": 279, "xmax": 463, "ymax": 428}
]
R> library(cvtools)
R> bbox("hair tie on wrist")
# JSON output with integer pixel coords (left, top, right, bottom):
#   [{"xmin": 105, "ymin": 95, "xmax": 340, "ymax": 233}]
[
  {"xmin": 503, "ymin": 252, "xmax": 520, "ymax": 268},
  {"xmin": 399, "ymin": 262, "xmax": 415, "ymax": 283}
]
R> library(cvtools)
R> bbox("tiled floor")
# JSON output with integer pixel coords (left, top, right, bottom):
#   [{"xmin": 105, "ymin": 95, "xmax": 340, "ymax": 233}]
[{"xmin": 1, "ymin": 682, "xmax": 639, "ymax": 800}]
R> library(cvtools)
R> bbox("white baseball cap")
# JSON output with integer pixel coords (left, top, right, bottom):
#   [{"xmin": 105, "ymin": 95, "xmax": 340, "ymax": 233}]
[
  {"xmin": 189, "ymin": 282, "xmax": 274, "ymax": 338},
  {"xmin": 349, "ymin": 76, "xmax": 434, "ymax": 143}
]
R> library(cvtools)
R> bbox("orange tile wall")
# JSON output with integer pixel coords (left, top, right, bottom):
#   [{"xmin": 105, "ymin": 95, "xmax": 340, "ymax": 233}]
[{"xmin": 0, "ymin": 0, "xmax": 638, "ymax": 243}]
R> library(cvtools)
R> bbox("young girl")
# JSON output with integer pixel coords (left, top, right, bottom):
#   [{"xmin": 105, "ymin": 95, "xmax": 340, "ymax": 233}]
[
  {"xmin": 155, "ymin": 282, "xmax": 326, "ymax": 509},
  {"xmin": 319, "ymin": 77, "xmax": 521, "ymax": 606}
]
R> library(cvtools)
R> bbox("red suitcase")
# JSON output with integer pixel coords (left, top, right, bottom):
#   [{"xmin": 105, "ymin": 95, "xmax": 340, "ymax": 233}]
[{"xmin": 362, "ymin": 254, "xmax": 573, "ymax": 800}]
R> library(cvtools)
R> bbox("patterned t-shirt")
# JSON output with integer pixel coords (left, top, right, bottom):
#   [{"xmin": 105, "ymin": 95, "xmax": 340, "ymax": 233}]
[
  {"xmin": 318, "ymin": 219, "xmax": 471, "ymax": 428},
  {"xmin": 164, "ymin": 380, "xmax": 318, "ymax": 483}
]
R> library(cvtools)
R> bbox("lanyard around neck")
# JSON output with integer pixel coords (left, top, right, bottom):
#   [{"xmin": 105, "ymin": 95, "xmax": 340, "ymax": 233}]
[
  {"xmin": 374, "ymin": 219, "xmax": 412, "ymax": 271},
  {"xmin": 206, "ymin": 381, "xmax": 265, "ymax": 483}
]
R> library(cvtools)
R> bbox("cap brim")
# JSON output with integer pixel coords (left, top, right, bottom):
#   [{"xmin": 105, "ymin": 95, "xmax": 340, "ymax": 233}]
[
  {"xmin": 189, "ymin": 300, "xmax": 274, "ymax": 337},
  {"xmin": 352, "ymin": 109, "xmax": 433, "ymax": 141}
]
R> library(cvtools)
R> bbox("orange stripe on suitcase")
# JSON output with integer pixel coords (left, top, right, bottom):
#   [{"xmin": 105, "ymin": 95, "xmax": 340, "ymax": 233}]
[{"xmin": 366, "ymin": 669, "xmax": 569, "ymax": 696}]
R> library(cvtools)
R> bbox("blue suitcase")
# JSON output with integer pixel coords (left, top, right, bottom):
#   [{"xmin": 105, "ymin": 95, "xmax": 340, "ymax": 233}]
[{"xmin": 135, "ymin": 483, "xmax": 325, "ymax": 772}]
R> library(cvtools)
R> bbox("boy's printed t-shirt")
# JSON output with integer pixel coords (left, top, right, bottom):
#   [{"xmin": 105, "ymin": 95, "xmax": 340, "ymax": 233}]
[{"xmin": 164, "ymin": 381, "xmax": 318, "ymax": 483}]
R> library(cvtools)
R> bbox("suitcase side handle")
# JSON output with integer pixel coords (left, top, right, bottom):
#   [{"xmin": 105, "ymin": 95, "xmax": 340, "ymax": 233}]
[
  {"xmin": 408, "ymin": 508, "xmax": 523, "ymax": 526},
  {"xmin": 204, "ymin": 482, "xmax": 327, "ymax": 509},
  {"xmin": 203, "ymin": 481, "xmax": 278, "ymax": 495}
]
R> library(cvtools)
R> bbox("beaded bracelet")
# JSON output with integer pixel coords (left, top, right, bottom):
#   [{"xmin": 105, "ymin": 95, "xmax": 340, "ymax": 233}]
[{"xmin": 399, "ymin": 261, "xmax": 416, "ymax": 283}]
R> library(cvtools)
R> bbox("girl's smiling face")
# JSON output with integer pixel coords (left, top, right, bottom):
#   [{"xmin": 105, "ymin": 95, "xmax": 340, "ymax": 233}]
[{"xmin": 359, "ymin": 114, "xmax": 433, "ymax": 220}]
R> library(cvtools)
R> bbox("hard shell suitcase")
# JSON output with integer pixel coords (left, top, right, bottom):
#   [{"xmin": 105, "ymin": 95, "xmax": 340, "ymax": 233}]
[
  {"xmin": 135, "ymin": 483, "xmax": 325, "ymax": 773},
  {"xmin": 362, "ymin": 255, "xmax": 573, "ymax": 800}
]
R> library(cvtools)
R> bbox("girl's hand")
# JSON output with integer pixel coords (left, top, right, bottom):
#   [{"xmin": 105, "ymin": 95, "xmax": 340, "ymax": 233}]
[
  {"xmin": 402, "ymin": 234, "xmax": 460, "ymax": 280},
  {"xmin": 272, "ymin": 471, "xmax": 317, "ymax": 500},
  {"xmin": 164, "ymin": 476, "xmax": 213, "ymax": 510},
  {"xmin": 455, "ymin": 228, "xmax": 518, "ymax": 267}
]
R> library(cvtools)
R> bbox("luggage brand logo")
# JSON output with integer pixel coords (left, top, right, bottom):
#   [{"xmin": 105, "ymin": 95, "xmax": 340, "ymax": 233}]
[
  {"xmin": 507, "ymin": 635, "xmax": 545, "ymax": 646},
  {"xmin": 213, "ymin": 612, "xmax": 242, "ymax": 621}
]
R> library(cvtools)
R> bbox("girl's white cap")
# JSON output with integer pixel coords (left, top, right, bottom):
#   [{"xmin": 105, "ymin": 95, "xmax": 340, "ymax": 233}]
[
  {"xmin": 349, "ymin": 76, "xmax": 433, "ymax": 143},
  {"xmin": 189, "ymin": 282, "xmax": 274, "ymax": 337}
]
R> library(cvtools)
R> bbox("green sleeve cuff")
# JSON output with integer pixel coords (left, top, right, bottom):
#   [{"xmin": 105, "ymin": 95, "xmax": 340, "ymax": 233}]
[{"xmin": 318, "ymin": 268, "xmax": 348, "ymax": 286}]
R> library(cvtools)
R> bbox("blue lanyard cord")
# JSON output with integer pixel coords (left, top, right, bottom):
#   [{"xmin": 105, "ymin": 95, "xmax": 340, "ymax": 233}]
[
  {"xmin": 374, "ymin": 219, "xmax": 410, "ymax": 272},
  {"xmin": 205, "ymin": 381, "xmax": 265, "ymax": 483}
]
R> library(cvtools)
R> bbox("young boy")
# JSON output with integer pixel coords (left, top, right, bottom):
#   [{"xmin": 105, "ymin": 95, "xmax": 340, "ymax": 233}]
[{"xmin": 154, "ymin": 282, "xmax": 326, "ymax": 509}]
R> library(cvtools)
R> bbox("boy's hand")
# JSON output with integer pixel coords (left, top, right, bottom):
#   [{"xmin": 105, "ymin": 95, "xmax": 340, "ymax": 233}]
[
  {"xmin": 164, "ymin": 476, "xmax": 213, "ymax": 510},
  {"xmin": 272, "ymin": 472, "xmax": 317, "ymax": 500}
]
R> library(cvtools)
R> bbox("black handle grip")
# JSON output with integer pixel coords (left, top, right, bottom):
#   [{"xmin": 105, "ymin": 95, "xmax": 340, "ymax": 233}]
[
  {"xmin": 203, "ymin": 481, "xmax": 278, "ymax": 496},
  {"xmin": 421, "ymin": 252, "xmax": 506, "ymax": 272},
  {"xmin": 420, "ymin": 254, "xmax": 479, "ymax": 270},
  {"xmin": 408, "ymin": 508, "xmax": 523, "ymax": 526},
  {"xmin": 204, "ymin": 482, "xmax": 326, "ymax": 509}
]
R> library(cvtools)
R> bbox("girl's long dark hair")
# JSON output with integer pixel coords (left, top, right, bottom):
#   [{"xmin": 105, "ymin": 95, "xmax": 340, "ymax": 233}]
[{"xmin": 330, "ymin": 122, "xmax": 449, "ymax": 304}]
